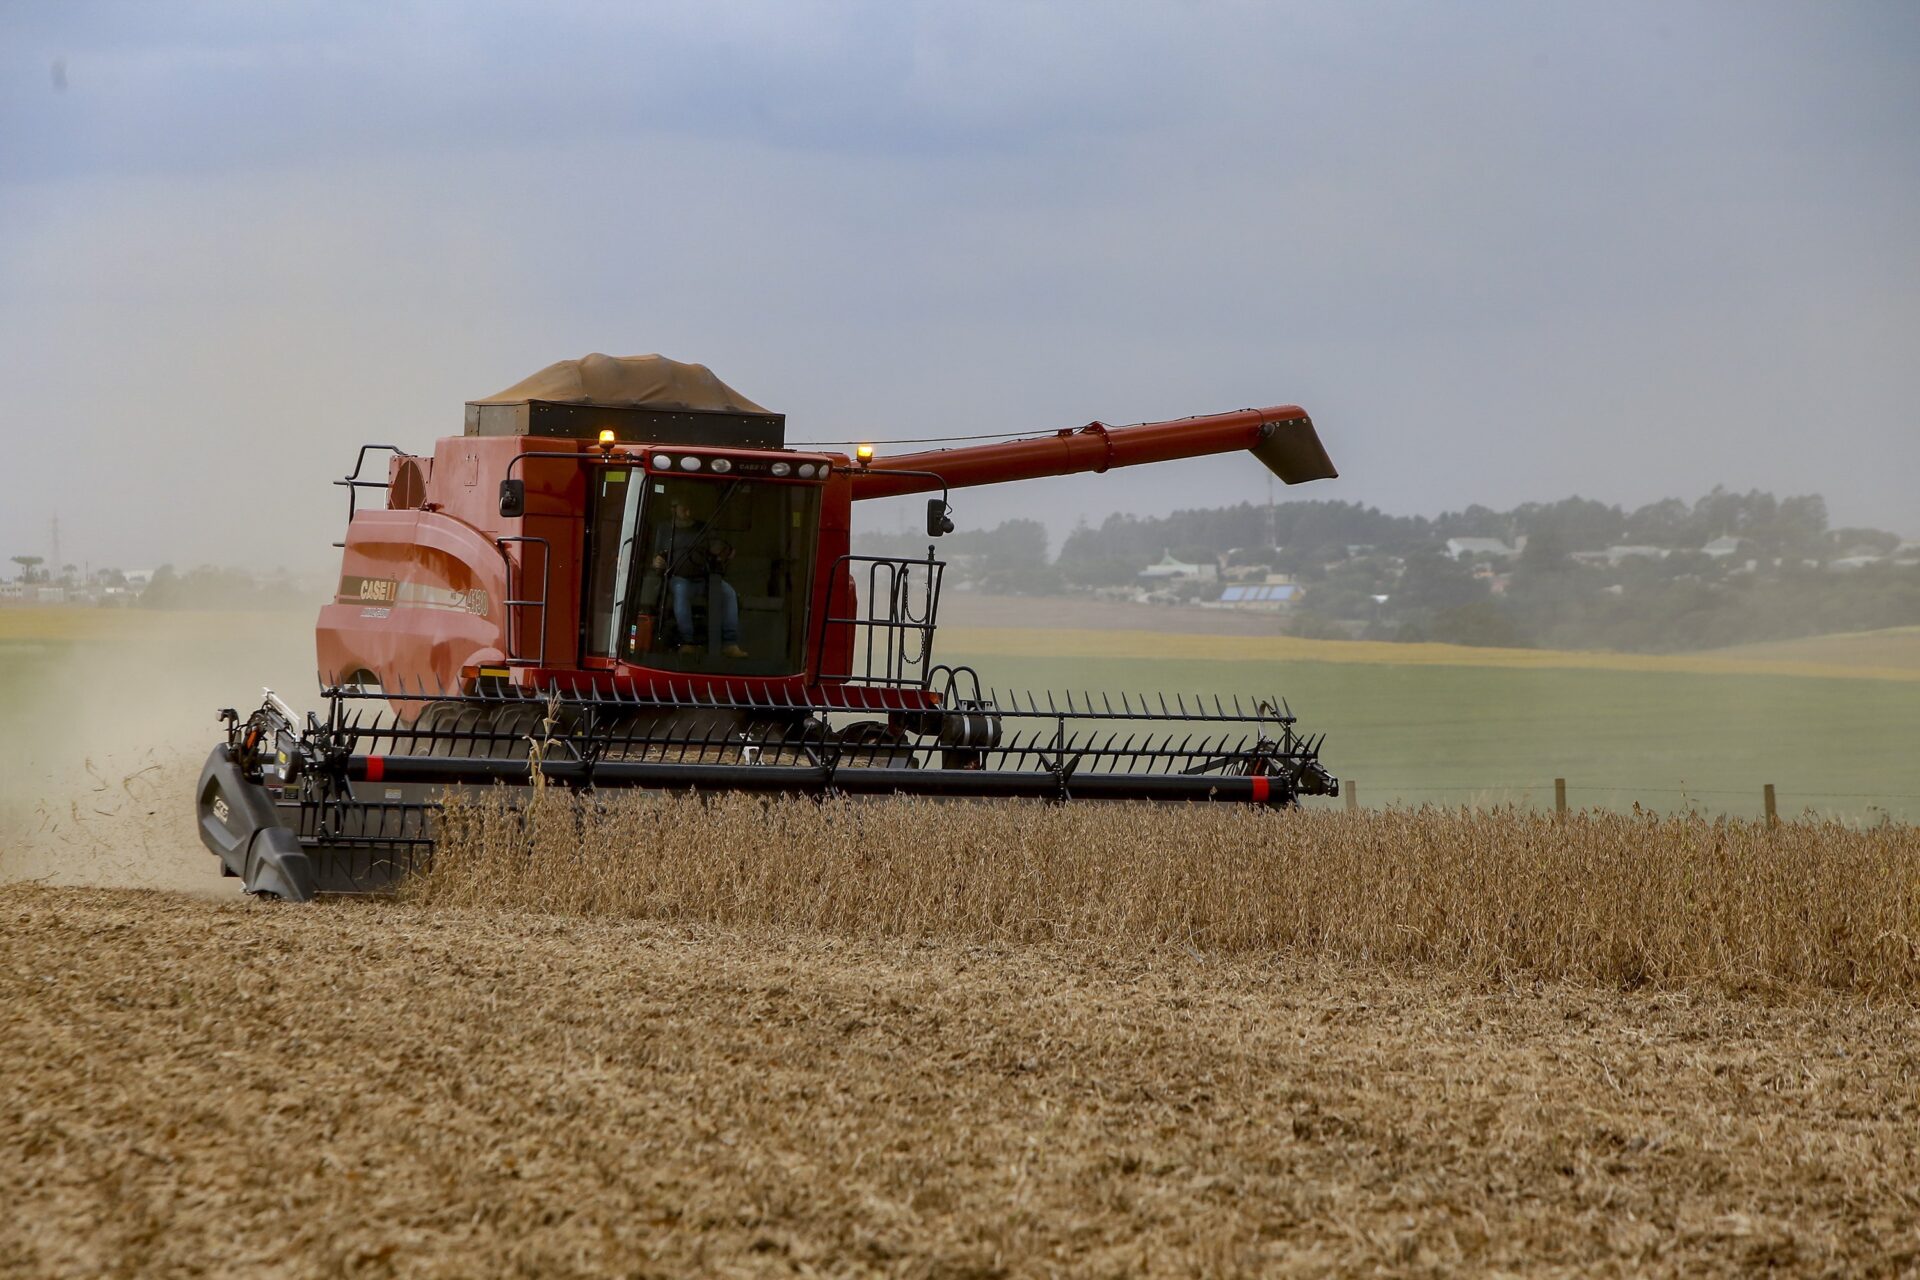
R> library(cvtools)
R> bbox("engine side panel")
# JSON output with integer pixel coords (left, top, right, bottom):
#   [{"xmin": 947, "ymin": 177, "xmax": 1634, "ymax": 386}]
[{"xmin": 317, "ymin": 509, "xmax": 511, "ymax": 692}]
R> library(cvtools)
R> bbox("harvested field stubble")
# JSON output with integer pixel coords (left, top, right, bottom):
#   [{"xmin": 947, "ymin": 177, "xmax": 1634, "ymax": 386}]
[
  {"xmin": 420, "ymin": 795, "xmax": 1920, "ymax": 994},
  {"xmin": 7, "ymin": 886, "xmax": 1920, "ymax": 1278}
]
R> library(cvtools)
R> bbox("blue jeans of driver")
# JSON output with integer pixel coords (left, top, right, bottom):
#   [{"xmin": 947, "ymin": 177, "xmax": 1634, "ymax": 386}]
[{"xmin": 669, "ymin": 575, "xmax": 739, "ymax": 645}]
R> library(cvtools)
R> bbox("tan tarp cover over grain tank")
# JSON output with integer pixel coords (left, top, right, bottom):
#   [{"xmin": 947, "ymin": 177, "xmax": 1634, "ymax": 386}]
[{"xmin": 472, "ymin": 353, "xmax": 770, "ymax": 413}]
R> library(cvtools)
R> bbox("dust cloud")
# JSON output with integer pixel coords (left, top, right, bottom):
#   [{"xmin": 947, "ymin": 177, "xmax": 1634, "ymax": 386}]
[{"xmin": 0, "ymin": 611, "xmax": 318, "ymax": 895}]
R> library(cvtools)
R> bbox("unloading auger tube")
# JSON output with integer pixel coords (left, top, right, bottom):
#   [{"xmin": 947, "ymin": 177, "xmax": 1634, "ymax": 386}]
[
  {"xmin": 197, "ymin": 677, "xmax": 1337, "ymax": 900},
  {"xmin": 194, "ymin": 354, "xmax": 1343, "ymax": 899}
]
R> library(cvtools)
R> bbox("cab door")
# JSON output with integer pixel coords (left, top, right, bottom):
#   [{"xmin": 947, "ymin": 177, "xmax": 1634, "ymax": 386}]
[{"xmin": 579, "ymin": 467, "xmax": 645, "ymax": 663}]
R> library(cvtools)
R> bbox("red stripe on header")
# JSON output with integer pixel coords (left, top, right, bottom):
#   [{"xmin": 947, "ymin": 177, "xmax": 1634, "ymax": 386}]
[
  {"xmin": 1250, "ymin": 775, "xmax": 1270, "ymax": 804},
  {"xmin": 365, "ymin": 756, "xmax": 385, "ymax": 783}
]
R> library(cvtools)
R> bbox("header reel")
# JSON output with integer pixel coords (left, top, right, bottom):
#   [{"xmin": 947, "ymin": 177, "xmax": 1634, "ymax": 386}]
[{"xmin": 197, "ymin": 673, "xmax": 1338, "ymax": 900}]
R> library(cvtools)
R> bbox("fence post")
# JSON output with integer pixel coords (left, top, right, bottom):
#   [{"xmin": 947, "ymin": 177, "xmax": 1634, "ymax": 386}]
[
  {"xmin": 1345, "ymin": 781, "xmax": 1358, "ymax": 814},
  {"xmin": 1763, "ymin": 783, "xmax": 1778, "ymax": 826},
  {"xmin": 1554, "ymin": 777, "xmax": 1567, "ymax": 818}
]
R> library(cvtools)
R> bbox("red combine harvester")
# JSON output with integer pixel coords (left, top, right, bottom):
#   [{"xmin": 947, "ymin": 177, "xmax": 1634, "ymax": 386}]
[{"xmin": 198, "ymin": 354, "xmax": 1341, "ymax": 899}]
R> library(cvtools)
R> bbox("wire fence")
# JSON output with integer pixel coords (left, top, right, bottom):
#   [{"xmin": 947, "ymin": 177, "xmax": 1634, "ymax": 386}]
[{"xmin": 1318, "ymin": 778, "xmax": 1917, "ymax": 824}]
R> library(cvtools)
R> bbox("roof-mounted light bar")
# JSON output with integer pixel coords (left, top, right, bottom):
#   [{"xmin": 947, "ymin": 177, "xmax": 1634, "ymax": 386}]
[{"xmin": 631, "ymin": 450, "xmax": 831, "ymax": 480}]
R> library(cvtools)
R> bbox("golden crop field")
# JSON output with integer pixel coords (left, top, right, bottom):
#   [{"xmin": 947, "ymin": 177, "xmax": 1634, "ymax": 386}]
[
  {"xmin": 424, "ymin": 793, "xmax": 1920, "ymax": 995},
  {"xmin": 1707, "ymin": 625, "xmax": 1920, "ymax": 673},
  {"xmin": 12, "ymin": 605, "xmax": 1916, "ymax": 678},
  {"xmin": 0, "ymin": 606, "xmax": 215, "ymax": 643}
]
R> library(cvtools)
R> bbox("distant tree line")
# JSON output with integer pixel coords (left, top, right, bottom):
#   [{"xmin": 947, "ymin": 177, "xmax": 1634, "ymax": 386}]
[
  {"xmin": 1054, "ymin": 489, "xmax": 1857, "ymax": 574},
  {"xmin": 136, "ymin": 565, "xmax": 310, "ymax": 611},
  {"xmin": 857, "ymin": 488, "xmax": 1919, "ymax": 652},
  {"xmin": 2, "ymin": 557, "xmax": 313, "ymax": 609},
  {"xmin": 855, "ymin": 520, "xmax": 1060, "ymax": 595}
]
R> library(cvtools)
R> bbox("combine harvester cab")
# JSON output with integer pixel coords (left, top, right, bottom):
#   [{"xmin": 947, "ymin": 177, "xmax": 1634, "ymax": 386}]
[{"xmin": 197, "ymin": 353, "xmax": 1341, "ymax": 899}]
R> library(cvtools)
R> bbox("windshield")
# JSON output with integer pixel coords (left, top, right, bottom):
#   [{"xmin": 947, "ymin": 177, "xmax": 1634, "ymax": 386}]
[{"xmin": 583, "ymin": 471, "xmax": 821, "ymax": 677}]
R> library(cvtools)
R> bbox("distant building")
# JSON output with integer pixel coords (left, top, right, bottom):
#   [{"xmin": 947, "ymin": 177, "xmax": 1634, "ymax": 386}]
[
  {"xmin": 1445, "ymin": 537, "xmax": 1517, "ymax": 560},
  {"xmin": 0, "ymin": 582, "xmax": 23, "ymax": 602},
  {"xmin": 1138, "ymin": 550, "xmax": 1217, "ymax": 583},
  {"xmin": 1570, "ymin": 546, "xmax": 1669, "ymax": 568},
  {"xmin": 1208, "ymin": 580, "xmax": 1301, "ymax": 612},
  {"xmin": 1701, "ymin": 536, "xmax": 1748, "ymax": 558},
  {"xmin": 1829, "ymin": 555, "xmax": 1885, "ymax": 572}
]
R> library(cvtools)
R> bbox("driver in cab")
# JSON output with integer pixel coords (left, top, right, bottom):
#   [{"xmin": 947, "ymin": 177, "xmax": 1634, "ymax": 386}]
[{"xmin": 651, "ymin": 498, "xmax": 748, "ymax": 659}]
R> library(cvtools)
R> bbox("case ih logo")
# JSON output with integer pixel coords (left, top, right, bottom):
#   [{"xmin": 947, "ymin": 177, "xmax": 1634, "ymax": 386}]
[
  {"xmin": 212, "ymin": 795, "xmax": 231, "ymax": 826},
  {"xmin": 338, "ymin": 576, "xmax": 488, "ymax": 616}
]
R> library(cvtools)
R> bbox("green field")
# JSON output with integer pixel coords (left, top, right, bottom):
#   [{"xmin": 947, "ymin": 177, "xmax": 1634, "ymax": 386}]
[
  {"xmin": 937, "ymin": 648, "xmax": 1919, "ymax": 822},
  {"xmin": 2, "ymin": 610, "xmax": 1913, "ymax": 833}
]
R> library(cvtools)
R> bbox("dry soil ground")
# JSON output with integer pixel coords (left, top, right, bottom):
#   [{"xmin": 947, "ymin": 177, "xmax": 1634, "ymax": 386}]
[{"xmin": 6, "ymin": 885, "xmax": 1919, "ymax": 1279}]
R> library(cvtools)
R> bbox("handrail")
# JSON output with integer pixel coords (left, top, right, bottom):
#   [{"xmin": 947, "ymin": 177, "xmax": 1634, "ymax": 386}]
[
  {"xmin": 495, "ymin": 535, "xmax": 551, "ymax": 668},
  {"xmin": 810, "ymin": 549, "xmax": 944, "ymax": 688},
  {"xmin": 331, "ymin": 445, "xmax": 407, "ymax": 547}
]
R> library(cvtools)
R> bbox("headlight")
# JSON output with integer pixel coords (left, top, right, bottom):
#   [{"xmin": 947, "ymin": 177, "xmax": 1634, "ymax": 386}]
[
  {"xmin": 796, "ymin": 463, "xmax": 815, "ymax": 479},
  {"xmin": 679, "ymin": 456, "xmax": 702, "ymax": 471},
  {"xmin": 709, "ymin": 458, "xmax": 733, "ymax": 474},
  {"xmin": 651, "ymin": 454, "xmax": 672, "ymax": 469},
  {"xmin": 769, "ymin": 461, "xmax": 791, "ymax": 477}
]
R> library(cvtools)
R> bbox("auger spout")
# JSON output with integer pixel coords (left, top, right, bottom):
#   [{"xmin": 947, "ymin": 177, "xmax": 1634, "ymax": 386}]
[{"xmin": 846, "ymin": 405, "xmax": 1336, "ymax": 500}]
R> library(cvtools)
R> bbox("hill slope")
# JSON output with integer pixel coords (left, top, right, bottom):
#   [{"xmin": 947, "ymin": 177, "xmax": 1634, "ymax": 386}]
[{"xmin": 1707, "ymin": 625, "xmax": 1920, "ymax": 673}]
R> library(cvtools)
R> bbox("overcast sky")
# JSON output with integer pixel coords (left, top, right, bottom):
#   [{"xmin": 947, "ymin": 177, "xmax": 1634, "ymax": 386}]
[{"xmin": 3, "ymin": 1, "xmax": 1916, "ymax": 572}]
